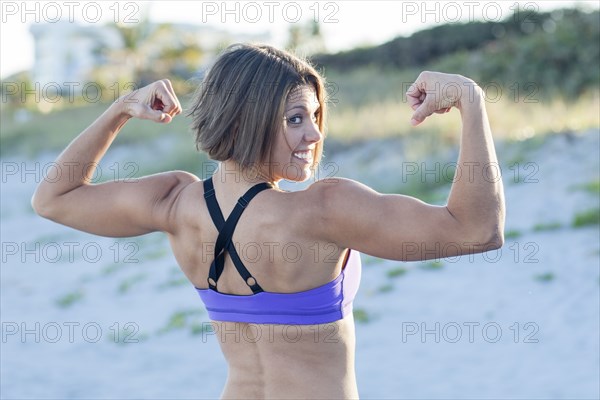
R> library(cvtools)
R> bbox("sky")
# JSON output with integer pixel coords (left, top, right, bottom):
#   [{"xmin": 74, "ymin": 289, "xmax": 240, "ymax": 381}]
[{"xmin": 0, "ymin": 0, "xmax": 597, "ymax": 78}]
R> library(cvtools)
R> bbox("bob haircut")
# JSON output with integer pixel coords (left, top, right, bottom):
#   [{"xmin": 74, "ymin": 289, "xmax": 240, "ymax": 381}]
[{"xmin": 188, "ymin": 43, "xmax": 327, "ymax": 173}]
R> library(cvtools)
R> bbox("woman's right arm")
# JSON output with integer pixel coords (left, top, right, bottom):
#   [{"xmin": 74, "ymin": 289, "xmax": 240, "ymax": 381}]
[
  {"xmin": 313, "ymin": 71, "xmax": 505, "ymax": 261},
  {"xmin": 31, "ymin": 80, "xmax": 199, "ymax": 238}
]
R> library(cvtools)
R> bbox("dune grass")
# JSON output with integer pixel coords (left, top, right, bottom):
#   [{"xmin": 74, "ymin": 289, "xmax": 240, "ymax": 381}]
[
  {"xmin": 1, "ymin": 69, "xmax": 597, "ymax": 239},
  {"xmin": 378, "ymin": 284, "xmax": 394, "ymax": 293},
  {"xmin": 108, "ymin": 325, "xmax": 149, "ymax": 345},
  {"xmin": 419, "ymin": 260, "xmax": 444, "ymax": 271},
  {"xmin": 533, "ymin": 222, "xmax": 563, "ymax": 232},
  {"xmin": 158, "ymin": 309, "xmax": 205, "ymax": 335},
  {"xmin": 3, "ymin": 68, "xmax": 598, "ymax": 159},
  {"xmin": 117, "ymin": 273, "xmax": 148, "ymax": 294},
  {"xmin": 0, "ymin": 101, "xmax": 195, "ymax": 158},
  {"xmin": 324, "ymin": 67, "xmax": 599, "ymax": 142},
  {"xmin": 387, "ymin": 267, "xmax": 408, "ymax": 278},
  {"xmin": 572, "ymin": 208, "xmax": 600, "ymax": 228},
  {"xmin": 156, "ymin": 276, "xmax": 189, "ymax": 290},
  {"xmin": 571, "ymin": 179, "xmax": 600, "ymax": 195},
  {"xmin": 534, "ymin": 272, "xmax": 555, "ymax": 283},
  {"xmin": 55, "ymin": 290, "xmax": 84, "ymax": 308},
  {"xmin": 352, "ymin": 308, "xmax": 371, "ymax": 323},
  {"xmin": 505, "ymin": 230, "xmax": 523, "ymax": 239}
]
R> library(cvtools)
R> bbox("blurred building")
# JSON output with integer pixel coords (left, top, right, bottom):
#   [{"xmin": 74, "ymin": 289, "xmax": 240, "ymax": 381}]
[
  {"xmin": 29, "ymin": 20, "xmax": 271, "ymax": 92},
  {"xmin": 29, "ymin": 21, "xmax": 123, "ymax": 92}
]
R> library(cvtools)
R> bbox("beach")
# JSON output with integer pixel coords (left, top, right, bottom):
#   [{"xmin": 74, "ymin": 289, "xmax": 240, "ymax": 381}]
[{"xmin": 1, "ymin": 129, "xmax": 598, "ymax": 399}]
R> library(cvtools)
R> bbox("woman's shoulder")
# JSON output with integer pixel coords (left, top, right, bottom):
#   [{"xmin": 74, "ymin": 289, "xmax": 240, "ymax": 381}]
[
  {"xmin": 304, "ymin": 177, "xmax": 375, "ymax": 203},
  {"xmin": 291, "ymin": 177, "xmax": 375, "ymax": 233}
]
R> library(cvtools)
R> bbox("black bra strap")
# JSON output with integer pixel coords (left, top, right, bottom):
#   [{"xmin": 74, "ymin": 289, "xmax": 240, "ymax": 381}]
[
  {"xmin": 203, "ymin": 177, "xmax": 225, "ymax": 228},
  {"xmin": 203, "ymin": 177, "xmax": 272, "ymax": 293},
  {"xmin": 213, "ymin": 182, "xmax": 273, "ymax": 256}
]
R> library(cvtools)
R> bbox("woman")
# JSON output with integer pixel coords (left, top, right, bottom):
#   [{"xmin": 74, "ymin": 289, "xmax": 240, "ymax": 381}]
[{"xmin": 32, "ymin": 44, "xmax": 505, "ymax": 399}]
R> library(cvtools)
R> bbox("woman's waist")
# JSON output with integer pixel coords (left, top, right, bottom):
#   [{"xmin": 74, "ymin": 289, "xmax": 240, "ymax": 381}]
[
  {"xmin": 223, "ymin": 337, "xmax": 358, "ymax": 400},
  {"xmin": 215, "ymin": 319, "xmax": 356, "ymax": 367}
]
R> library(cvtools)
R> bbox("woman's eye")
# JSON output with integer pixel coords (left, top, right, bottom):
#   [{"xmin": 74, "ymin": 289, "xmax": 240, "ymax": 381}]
[
  {"xmin": 286, "ymin": 111, "xmax": 319, "ymax": 125},
  {"xmin": 287, "ymin": 115, "xmax": 302, "ymax": 124}
]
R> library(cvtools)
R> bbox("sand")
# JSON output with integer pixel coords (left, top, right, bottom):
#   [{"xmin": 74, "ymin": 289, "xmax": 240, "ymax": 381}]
[{"xmin": 1, "ymin": 129, "xmax": 598, "ymax": 399}]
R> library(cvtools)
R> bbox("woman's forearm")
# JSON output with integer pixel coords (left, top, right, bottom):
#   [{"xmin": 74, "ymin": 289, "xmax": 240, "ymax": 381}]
[
  {"xmin": 447, "ymin": 85, "xmax": 505, "ymax": 245},
  {"xmin": 32, "ymin": 102, "xmax": 130, "ymax": 212}
]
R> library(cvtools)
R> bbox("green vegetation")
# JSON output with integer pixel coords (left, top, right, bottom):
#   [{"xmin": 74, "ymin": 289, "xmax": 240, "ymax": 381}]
[
  {"xmin": 324, "ymin": 69, "xmax": 598, "ymax": 141},
  {"xmin": 117, "ymin": 273, "xmax": 147, "ymax": 294},
  {"xmin": 158, "ymin": 309, "xmax": 205, "ymax": 334},
  {"xmin": 55, "ymin": 290, "xmax": 84, "ymax": 308},
  {"xmin": 0, "ymin": 98, "xmax": 206, "ymax": 169},
  {"xmin": 156, "ymin": 277, "xmax": 189, "ymax": 290},
  {"xmin": 572, "ymin": 208, "xmax": 600, "ymax": 228},
  {"xmin": 318, "ymin": 8, "xmax": 599, "ymax": 141},
  {"xmin": 353, "ymin": 308, "xmax": 371, "ymax": 323},
  {"xmin": 533, "ymin": 222, "xmax": 563, "ymax": 232},
  {"xmin": 361, "ymin": 255, "xmax": 384, "ymax": 266},
  {"xmin": 1, "ymin": 8, "xmax": 597, "ymax": 168},
  {"xmin": 504, "ymin": 230, "xmax": 523, "ymax": 239},
  {"xmin": 386, "ymin": 267, "xmax": 408, "ymax": 278},
  {"xmin": 378, "ymin": 284, "xmax": 394, "ymax": 293},
  {"xmin": 101, "ymin": 264, "xmax": 122, "ymax": 276},
  {"xmin": 420, "ymin": 260, "xmax": 444, "ymax": 271},
  {"xmin": 571, "ymin": 179, "xmax": 600, "ymax": 194},
  {"xmin": 108, "ymin": 325, "xmax": 149, "ymax": 345},
  {"xmin": 191, "ymin": 322, "xmax": 214, "ymax": 336},
  {"xmin": 315, "ymin": 9, "xmax": 599, "ymax": 99},
  {"xmin": 534, "ymin": 272, "xmax": 555, "ymax": 282}
]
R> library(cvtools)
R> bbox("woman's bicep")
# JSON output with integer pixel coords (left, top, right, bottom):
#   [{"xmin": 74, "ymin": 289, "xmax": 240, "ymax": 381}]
[
  {"xmin": 318, "ymin": 178, "xmax": 492, "ymax": 261},
  {"xmin": 37, "ymin": 171, "xmax": 198, "ymax": 237}
]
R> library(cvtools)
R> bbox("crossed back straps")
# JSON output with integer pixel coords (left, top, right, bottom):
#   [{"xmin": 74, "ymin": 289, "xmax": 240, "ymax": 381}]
[{"xmin": 203, "ymin": 176, "xmax": 273, "ymax": 294}]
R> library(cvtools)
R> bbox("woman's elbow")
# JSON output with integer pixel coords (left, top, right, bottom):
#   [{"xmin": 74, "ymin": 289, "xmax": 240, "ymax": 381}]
[
  {"xmin": 481, "ymin": 219, "xmax": 505, "ymax": 250},
  {"xmin": 31, "ymin": 191, "xmax": 57, "ymax": 220},
  {"xmin": 31, "ymin": 194, "xmax": 47, "ymax": 218},
  {"xmin": 462, "ymin": 220, "xmax": 504, "ymax": 251},
  {"xmin": 485, "ymin": 229, "xmax": 505, "ymax": 250}
]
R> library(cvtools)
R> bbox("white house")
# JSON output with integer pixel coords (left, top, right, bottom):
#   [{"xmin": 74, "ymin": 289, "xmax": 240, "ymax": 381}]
[
  {"xmin": 28, "ymin": 20, "xmax": 271, "ymax": 94},
  {"xmin": 29, "ymin": 21, "xmax": 123, "ymax": 92}
]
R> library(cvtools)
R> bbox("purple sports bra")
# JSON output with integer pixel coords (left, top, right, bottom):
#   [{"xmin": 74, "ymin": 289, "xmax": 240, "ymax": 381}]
[
  {"xmin": 194, "ymin": 177, "xmax": 362, "ymax": 325},
  {"xmin": 196, "ymin": 249, "xmax": 361, "ymax": 325}
]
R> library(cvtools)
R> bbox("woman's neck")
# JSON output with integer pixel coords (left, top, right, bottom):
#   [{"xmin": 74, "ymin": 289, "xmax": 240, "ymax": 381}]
[{"xmin": 213, "ymin": 160, "xmax": 281, "ymax": 189}]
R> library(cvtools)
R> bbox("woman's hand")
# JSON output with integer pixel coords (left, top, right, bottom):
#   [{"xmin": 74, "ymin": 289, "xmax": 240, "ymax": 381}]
[
  {"xmin": 406, "ymin": 71, "xmax": 481, "ymax": 126},
  {"xmin": 119, "ymin": 79, "xmax": 183, "ymax": 123}
]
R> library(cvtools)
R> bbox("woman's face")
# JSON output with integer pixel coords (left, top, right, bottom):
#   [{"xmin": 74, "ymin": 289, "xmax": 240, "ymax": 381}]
[{"xmin": 267, "ymin": 85, "xmax": 323, "ymax": 183}]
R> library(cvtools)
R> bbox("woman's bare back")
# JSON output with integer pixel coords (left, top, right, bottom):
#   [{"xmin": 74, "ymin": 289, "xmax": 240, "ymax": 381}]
[{"xmin": 166, "ymin": 176, "xmax": 360, "ymax": 398}]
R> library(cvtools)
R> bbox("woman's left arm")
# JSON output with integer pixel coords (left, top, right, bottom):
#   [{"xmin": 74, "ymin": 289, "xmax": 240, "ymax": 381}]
[{"xmin": 31, "ymin": 79, "xmax": 199, "ymax": 237}]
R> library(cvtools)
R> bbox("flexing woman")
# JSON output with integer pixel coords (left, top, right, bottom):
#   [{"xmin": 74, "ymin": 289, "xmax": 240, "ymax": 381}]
[{"xmin": 32, "ymin": 44, "xmax": 505, "ymax": 399}]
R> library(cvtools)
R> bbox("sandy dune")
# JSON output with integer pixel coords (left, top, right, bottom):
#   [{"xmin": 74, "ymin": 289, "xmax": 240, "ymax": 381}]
[{"xmin": 1, "ymin": 129, "xmax": 598, "ymax": 399}]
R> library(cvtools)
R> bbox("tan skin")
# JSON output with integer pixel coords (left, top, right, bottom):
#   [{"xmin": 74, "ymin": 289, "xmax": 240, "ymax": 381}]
[{"xmin": 32, "ymin": 73, "xmax": 505, "ymax": 399}]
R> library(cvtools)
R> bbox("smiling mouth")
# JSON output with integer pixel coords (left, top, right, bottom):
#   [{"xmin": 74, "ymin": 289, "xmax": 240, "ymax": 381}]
[{"xmin": 292, "ymin": 150, "xmax": 313, "ymax": 163}]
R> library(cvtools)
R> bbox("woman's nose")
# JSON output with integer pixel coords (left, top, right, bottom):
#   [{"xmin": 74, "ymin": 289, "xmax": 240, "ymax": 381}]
[{"xmin": 305, "ymin": 123, "xmax": 323, "ymax": 144}]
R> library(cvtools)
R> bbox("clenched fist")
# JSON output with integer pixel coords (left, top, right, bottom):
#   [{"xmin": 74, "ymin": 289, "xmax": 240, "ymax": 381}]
[
  {"xmin": 118, "ymin": 79, "xmax": 182, "ymax": 123},
  {"xmin": 406, "ymin": 71, "xmax": 482, "ymax": 126}
]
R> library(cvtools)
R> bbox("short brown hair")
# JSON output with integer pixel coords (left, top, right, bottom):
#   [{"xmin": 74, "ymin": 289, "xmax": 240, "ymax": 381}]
[{"xmin": 188, "ymin": 43, "xmax": 327, "ymax": 171}]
